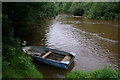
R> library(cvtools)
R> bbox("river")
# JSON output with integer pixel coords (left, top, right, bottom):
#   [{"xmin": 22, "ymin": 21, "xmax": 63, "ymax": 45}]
[{"xmin": 24, "ymin": 14, "xmax": 119, "ymax": 78}]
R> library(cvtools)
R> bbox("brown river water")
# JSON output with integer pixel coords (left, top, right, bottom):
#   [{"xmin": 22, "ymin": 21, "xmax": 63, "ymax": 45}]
[{"xmin": 23, "ymin": 14, "xmax": 119, "ymax": 78}]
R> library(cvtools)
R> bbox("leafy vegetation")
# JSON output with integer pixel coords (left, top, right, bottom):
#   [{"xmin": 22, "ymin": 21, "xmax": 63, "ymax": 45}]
[
  {"xmin": 65, "ymin": 66, "xmax": 119, "ymax": 79},
  {"xmin": 61, "ymin": 2, "xmax": 120, "ymax": 20},
  {"xmin": 2, "ymin": 14, "xmax": 43, "ymax": 78},
  {"xmin": 2, "ymin": 2, "xmax": 60, "ymax": 78},
  {"xmin": 68, "ymin": 2, "xmax": 84, "ymax": 16},
  {"xmin": 2, "ymin": 2, "xmax": 120, "ymax": 78}
]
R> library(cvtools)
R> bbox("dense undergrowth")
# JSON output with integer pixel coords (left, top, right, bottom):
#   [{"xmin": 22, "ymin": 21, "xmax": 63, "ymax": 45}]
[
  {"xmin": 65, "ymin": 66, "xmax": 120, "ymax": 79},
  {"xmin": 2, "ymin": 2, "xmax": 59, "ymax": 78},
  {"xmin": 2, "ymin": 14, "xmax": 43, "ymax": 78}
]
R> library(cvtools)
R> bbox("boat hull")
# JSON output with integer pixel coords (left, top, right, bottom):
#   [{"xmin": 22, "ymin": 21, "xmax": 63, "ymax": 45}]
[{"xmin": 33, "ymin": 56, "xmax": 69, "ymax": 69}]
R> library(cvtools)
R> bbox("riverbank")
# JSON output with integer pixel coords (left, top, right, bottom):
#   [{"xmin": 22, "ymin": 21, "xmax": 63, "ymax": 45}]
[
  {"xmin": 61, "ymin": 2, "xmax": 120, "ymax": 21},
  {"xmin": 65, "ymin": 66, "xmax": 119, "ymax": 79},
  {"xmin": 2, "ymin": 2, "xmax": 58, "ymax": 78}
]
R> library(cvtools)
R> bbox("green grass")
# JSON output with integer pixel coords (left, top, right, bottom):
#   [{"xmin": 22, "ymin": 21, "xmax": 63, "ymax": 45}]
[
  {"xmin": 3, "ymin": 58, "xmax": 43, "ymax": 78},
  {"xmin": 16, "ymin": 63, "xmax": 43, "ymax": 78},
  {"xmin": 65, "ymin": 66, "xmax": 119, "ymax": 79}
]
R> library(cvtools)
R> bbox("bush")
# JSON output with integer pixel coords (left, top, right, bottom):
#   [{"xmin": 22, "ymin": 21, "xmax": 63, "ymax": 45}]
[
  {"xmin": 84, "ymin": 2, "xmax": 120, "ymax": 20},
  {"xmin": 62, "ymin": 2, "xmax": 120, "ymax": 20},
  {"xmin": 65, "ymin": 66, "xmax": 119, "ymax": 79}
]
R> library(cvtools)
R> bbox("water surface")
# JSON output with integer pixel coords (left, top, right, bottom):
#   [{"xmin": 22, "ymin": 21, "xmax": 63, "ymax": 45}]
[{"xmin": 24, "ymin": 14, "xmax": 119, "ymax": 78}]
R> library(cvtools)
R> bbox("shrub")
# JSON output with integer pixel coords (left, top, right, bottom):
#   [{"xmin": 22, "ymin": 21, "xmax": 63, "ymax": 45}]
[{"xmin": 65, "ymin": 66, "xmax": 119, "ymax": 79}]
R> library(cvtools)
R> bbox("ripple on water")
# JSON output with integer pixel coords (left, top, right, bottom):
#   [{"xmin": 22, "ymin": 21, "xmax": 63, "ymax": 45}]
[{"xmin": 25, "ymin": 14, "xmax": 119, "ymax": 78}]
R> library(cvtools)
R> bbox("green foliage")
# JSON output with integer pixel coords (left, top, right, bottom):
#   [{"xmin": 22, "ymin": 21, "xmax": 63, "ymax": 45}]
[
  {"xmin": 68, "ymin": 2, "xmax": 84, "ymax": 16},
  {"xmin": 85, "ymin": 2, "xmax": 120, "ymax": 20},
  {"xmin": 92, "ymin": 67, "xmax": 118, "ymax": 78},
  {"xmin": 3, "ymin": 58, "xmax": 43, "ymax": 78},
  {"xmin": 2, "ymin": 14, "xmax": 43, "ymax": 78},
  {"xmin": 2, "ymin": 60, "xmax": 22, "ymax": 78},
  {"xmin": 65, "ymin": 66, "xmax": 119, "ymax": 79},
  {"xmin": 61, "ymin": 2, "xmax": 120, "ymax": 20},
  {"xmin": 65, "ymin": 69, "xmax": 91, "ymax": 78},
  {"xmin": 3, "ymin": 2, "xmax": 59, "ymax": 39},
  {"xmin": 61, "ymin": 2, "xmax": 72, "ymax": 13},
  {"xmin": 2, "ymin": 2, "xmax": 61, "ymax": 78}
]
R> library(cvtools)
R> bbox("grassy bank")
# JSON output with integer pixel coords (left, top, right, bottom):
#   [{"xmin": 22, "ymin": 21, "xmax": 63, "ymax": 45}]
[
  {"xmin": 3, "ymin": 60, "xmax": 43, "ymax": 78},
  {"xmin": 2, "ymin": 16, "xmax": 43, "ymax": 78},
  {"xmin": 65, "ymin": 66, "xmax": 119, "ymax": 79}
]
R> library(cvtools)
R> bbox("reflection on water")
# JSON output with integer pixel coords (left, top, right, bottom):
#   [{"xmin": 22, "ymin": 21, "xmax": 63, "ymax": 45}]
[{"xmin": 24, "ymin": 14, "xmax": 119, "ymax": 78}]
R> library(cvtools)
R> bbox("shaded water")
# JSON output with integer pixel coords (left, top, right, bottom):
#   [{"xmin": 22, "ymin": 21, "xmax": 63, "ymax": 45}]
[{"xmin": 24, "ymin": 14, "xmax": 119, "ymax": 78}]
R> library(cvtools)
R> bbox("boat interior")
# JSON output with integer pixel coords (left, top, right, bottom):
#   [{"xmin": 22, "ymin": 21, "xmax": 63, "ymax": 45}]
[{"xmin": 27, "ymin": 50, "xmax": 72, "ymax": 62}]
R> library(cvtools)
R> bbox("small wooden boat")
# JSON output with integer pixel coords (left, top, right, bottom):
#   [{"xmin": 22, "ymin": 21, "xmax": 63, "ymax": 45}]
[{"xmin": 22, "ymin": 46, "xmax": 76, "ymax": 69}]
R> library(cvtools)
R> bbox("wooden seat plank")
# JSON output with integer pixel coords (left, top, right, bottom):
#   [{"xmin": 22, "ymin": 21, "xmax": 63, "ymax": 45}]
[
  {"xmin": 42, "ymin": 51, "xmax": 52, "ymax": 58},
  {"xmin": 62, "ymin": 55, "xmax": 71, "ymax": 61}
]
